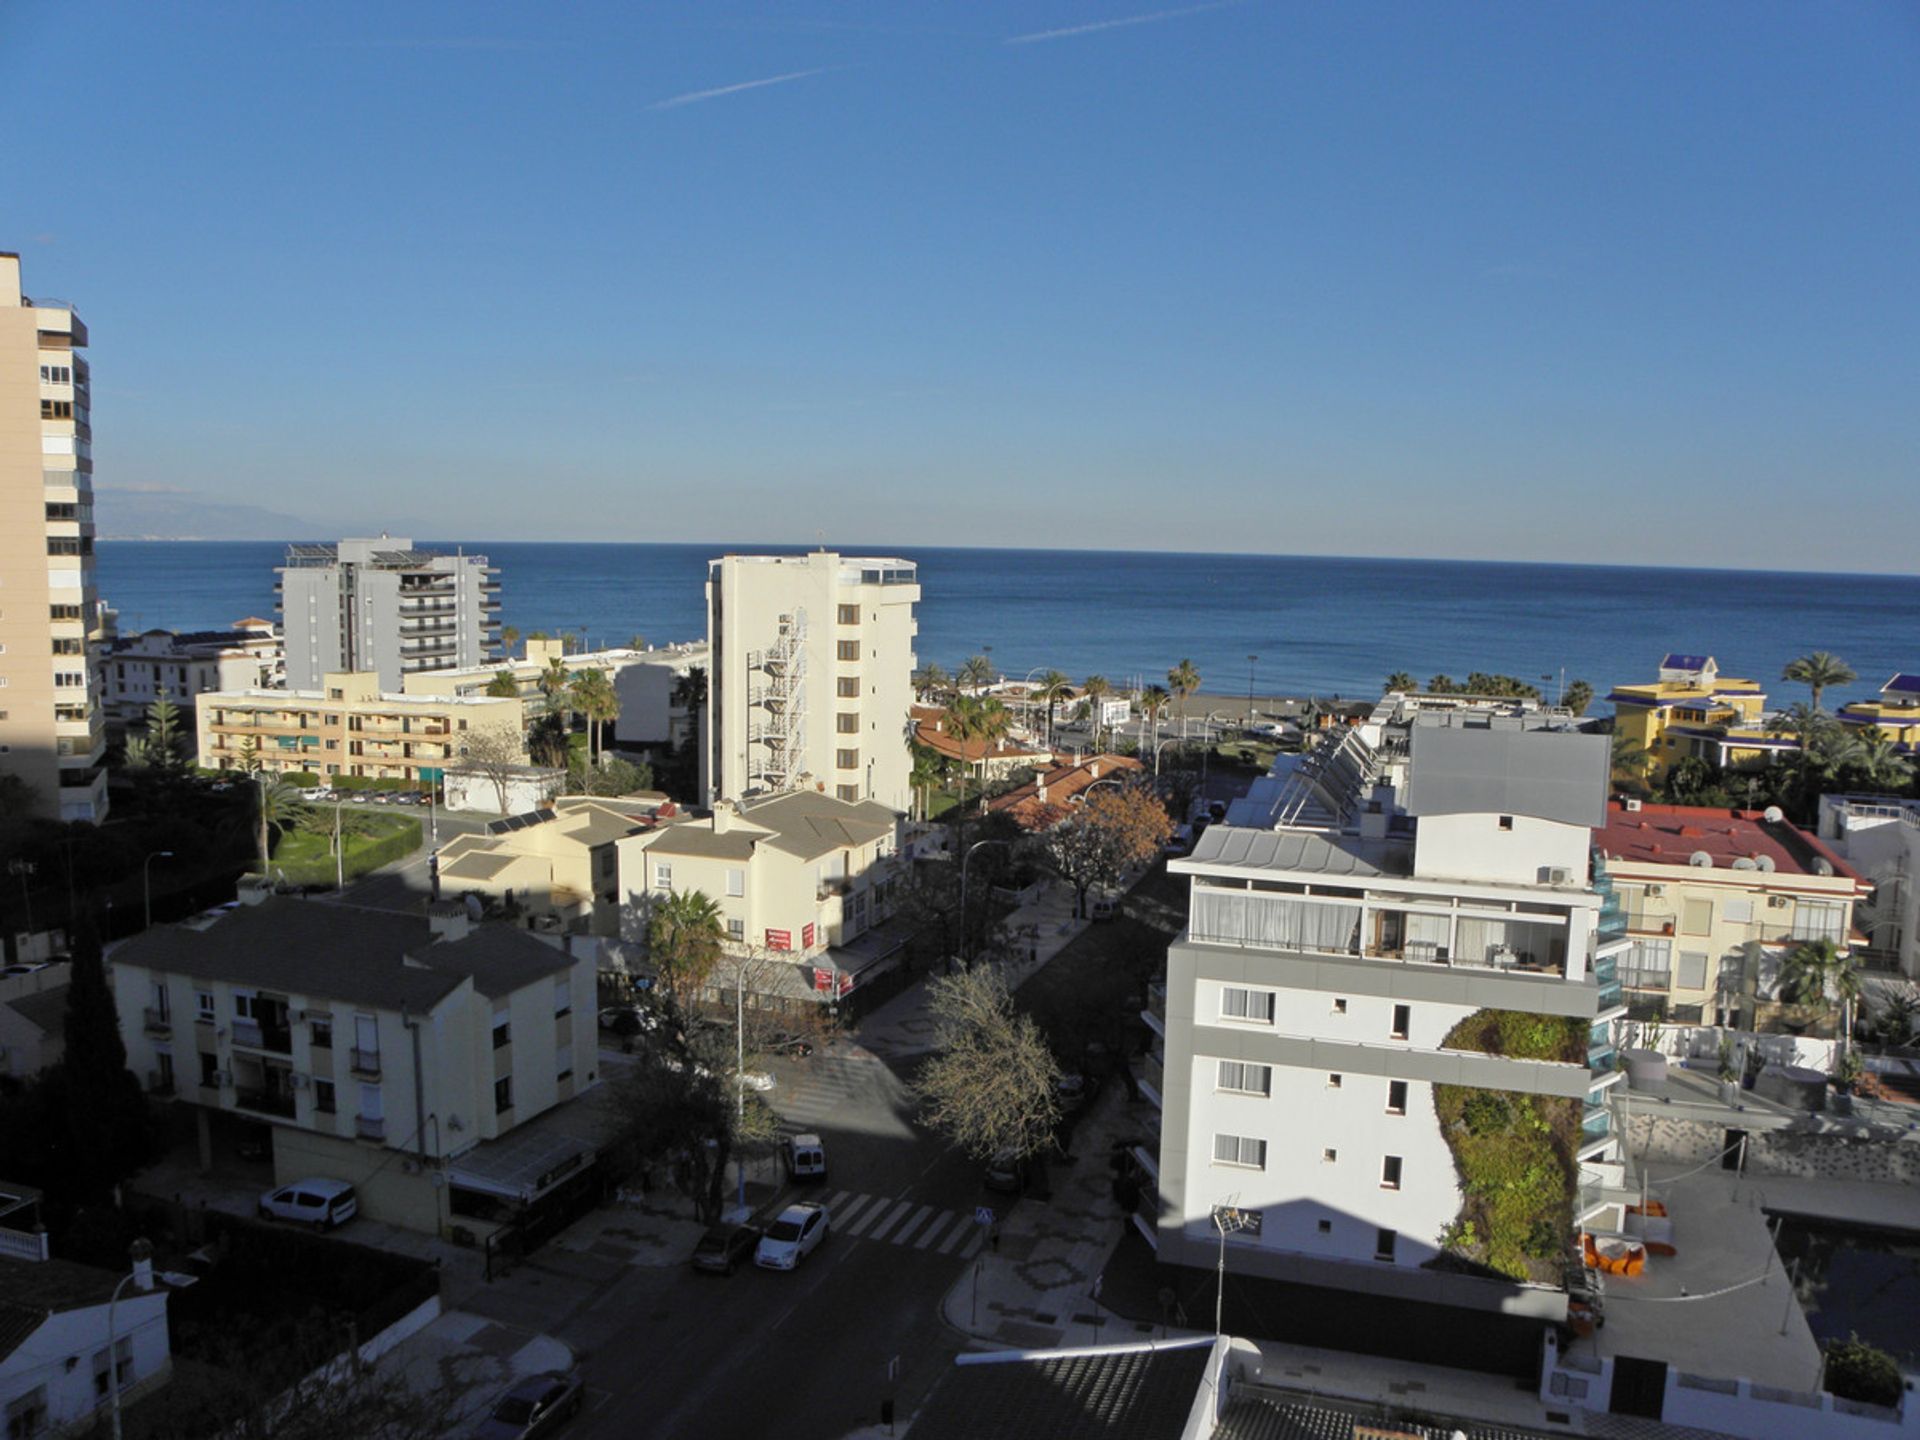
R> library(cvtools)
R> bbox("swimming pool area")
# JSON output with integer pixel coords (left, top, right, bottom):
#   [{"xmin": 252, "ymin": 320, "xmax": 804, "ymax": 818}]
[{"xmin": 1772, "ymin": 1213, "xmax": 1920, "ymax": 1364}]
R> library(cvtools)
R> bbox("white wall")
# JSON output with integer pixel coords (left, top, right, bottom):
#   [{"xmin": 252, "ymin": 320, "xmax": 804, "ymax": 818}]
[
  {"xmin": 1414, "ymin": 812, "xmax": 1590, "ymax": 888},
  {"xmin": 0, "ymin": 1291, "xmax": 170, "ymax": 1431}
]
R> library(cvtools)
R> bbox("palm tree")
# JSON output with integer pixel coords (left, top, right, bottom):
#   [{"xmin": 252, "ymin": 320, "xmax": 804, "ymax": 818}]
[
  {"xmin": 485, "ymin": 669, "xmax": 521, "ymax": 699},
  {"xmin": 1081, "ymin": 675, "xmax": 1111, "ymax": 751},
  {"xmin": 1168, "ymin": 659, "xmax": 1201, "ymax": 733},
  {"xmin": 1140, "ymin": 683, "xmax": 1171, "ymax": 758},
  {"xmin": 1782, "ymin": 652, "xmax": 1857, "ymax": 713},
  {"xmin": 1836, "ymin": 728, "xmax": 1914, "ymax": 792},
  {"xmin": 538, "ymin": 655, "xmax": 572, "ymax": 711},
  {"xmin": 1384, "ymin": 671, "xmax": 1417, "ymax": 695},
  {"xmin": 908, "ymin": 743, "xmax": 946, "ymax": 822},
  {"xmin": 1033, "ymin": 670, "xmax": 1073, "ymax": 750},
  {"xmin": 648, "ymin": 887, "xmax": 726, "ymax": 1011},
  {"xmin": 569, "ymin": 669, "xmax": 620, "ymax": 760},
  {"xmin": 500, "ymin": 624, "xmax": 521, "ymax": 658},
  {"xmin": 1779, "ymin": 938, "xmax": 1864, "ymax": 1054},
  {"xmin": 958, "ymin": 654, "xmax": 995, "ymax": 696},
  {"xmin": 1563, "ymin": 679, "xmax": 1595, "ymax": 717},
  {"xmin": 1611, "ymin": 734, "xmax": 1654, "ymax": 795},
  {"xmin": 253, "ymin": 778, "xmax": 311, "ymax": 873},
  {"xmin": 914, "ymin": 662, "xmax": 952, "ymax": 705},
  {"xmin": 945, "ymin": 694, "xmax": 1012, "ymax": 818}
]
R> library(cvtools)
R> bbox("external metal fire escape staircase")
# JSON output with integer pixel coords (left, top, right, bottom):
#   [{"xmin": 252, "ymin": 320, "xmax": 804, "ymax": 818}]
[{"xmin": 746, "ymin": 608, "xmax": 807, "ymax": 791}]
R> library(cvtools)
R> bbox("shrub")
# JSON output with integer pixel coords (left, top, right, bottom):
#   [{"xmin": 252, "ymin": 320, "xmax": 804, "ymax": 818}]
[
  {"xmin": 1825, "ymin": 1335, "xmax": 1903, "ymax": 1409},
  {"xmin": 1462, "ymin": 1092, "xmax": 1510, "ymax": 1136}
]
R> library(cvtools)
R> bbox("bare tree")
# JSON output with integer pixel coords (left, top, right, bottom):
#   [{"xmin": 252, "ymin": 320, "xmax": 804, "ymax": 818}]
[
  {"xmin": 459, "ymin": 728, "xmax": 524, "ymax": 815},
  {"xmin": 915, "ymin": 966, "xmax": 1060, "ymax": 1161},
  {"xmin": 1043, "ymin": 785, "xmax": 1172, "ymax": 917}
]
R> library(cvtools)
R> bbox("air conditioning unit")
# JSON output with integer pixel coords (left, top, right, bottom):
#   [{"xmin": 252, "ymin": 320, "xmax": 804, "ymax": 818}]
[
  {"xmin": 1768, "ymin": 895, "xmax": 1790, "ymax": 909},
  {"xmin": 1547, "ymin": 866, "xmax": 1573, "ymax": 886},
  {"xmin": 1646, "ymin": 884, "xmax": 1666, "ymax": 898},
  {"xmin": 1624, "ymin": 798, "xmax": 1643, "ymax": 813}
]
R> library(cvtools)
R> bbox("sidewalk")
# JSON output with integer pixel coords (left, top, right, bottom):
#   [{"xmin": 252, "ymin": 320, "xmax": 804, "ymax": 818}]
[
  {"xmin": 938, "ymin": 1080, "xmax": 1178, "ymax": 1350},
  {"xmin": 381, "ymin": 1308, "xmax": 575, "ymax": 1428}
]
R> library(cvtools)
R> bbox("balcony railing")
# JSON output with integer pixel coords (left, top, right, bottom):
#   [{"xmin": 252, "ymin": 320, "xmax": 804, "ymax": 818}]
[
  {"xmin": 1581, "ymin": 1103, "xmax": 1611, "ymax": 1142},
  {"xmin": 355, "ymin": 1114, "xmax": 386, "ymax": 1141},
  {"xmin": 231, "ymin": 1020, "xmax": 292, "ymax": 1054},
  {"xmin": 235, "ymin": 1086, "xmax": 296, "ymax": 1119},
  {"xmin": 350, "ymin": 1048, "xmax": 381, "ymax": 1077},
  {"xmin": 1142, "ymin": 1049, "xmax": 1164, "ymax": 1096},
  {"xmin": 142, "ymin": 1007, "xmax": 171, "ymax": 1035},
  {"xmin": 1146, "ymin": 981, "xmax": 1166, "ymax": 1023}
]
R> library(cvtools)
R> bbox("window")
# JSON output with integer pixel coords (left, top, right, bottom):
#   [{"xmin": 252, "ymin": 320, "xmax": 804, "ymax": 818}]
[
  {"xmin": 1322, "ymin": 1148, "xmax": 1337, "ymax": 1163},
  {"xmin": 1724, "ymin": 897, "xmax": 1755, "ymax": 925},
  {"xmin": 653, "ymin": 859, "xmax": 672, "ymax": 889},
  {"xmin": 836, "ymin": 785, "xmax": 860, "ymax": 802},
  {"xmin": 726, "ymin": 867, "xmax": 745, "ymax": 897},
  {"xmin": 727, "ymin": 918, "xmax": 744, "ymax": 941},
  {"xmin": 837, "ymin": 712, "xmax": 859, "ymax": 734},
  {"xmin": 1386, "ymin": 1081, "xmax": 1408, "ymax": 1115},
  {"xmin": 54, "ymin": 671, "xmax": 85, "ymax": 687},
  {"xmin": 314, "ymin": 1079, "xmax": 336, "ymax": 1114},
  {"xmin": 557, "ymin": 1042, "xmax": 573, "ymax": 1083},
  {"xmin": 51, "ymin": 637, "xmax": 82, "ymax": 655},
  {"xmin": 837, "ymin": 748, "xmax": 859, "ymax": 770},
  {"xmin": 1375, "ymin": 1228, "xmax": 1397, "ymax": 1261},
  {"xmin": 1213, "ymin": 1134, "xmax": 1267, "ymax": 1169},
  {"xmin": 493, "ymin": 1075, "xmax": 513, "ymax": 1113},
  {"xmin": 1681, "ymin": 897, "xmax": 1713, "ymax": 936},
  {"xmin": 92, "ymin": 1337, "xmax": 132, "ymax": 1396},
  {"xmin": 836, "ymin": 640, "xmax": 860, "ymax": 662},
  {"xmin": 1621, "ymin": 938, "xmax": 1672, "ymax": 990},
  {"xmin": 836, "ymin": 676, "xmax": 859, "ymax": 698},
  {"xmin": 1498, "ymin": 814, "xmax": 1514, "ymax": 831},
  {"xmin": 1216, "ymin": 1060, "xmax": 1271, "ymax": 1096},
  {"xmin": 1326, "ymin": 1073, "xmax": 1342, "ymax": 1089},
  {"xmin": 554, "ymin": 976, "xmax": 572, "ymax": 1016},
  {"xmin": 492, "ymin": 1009, "xmax": 511, "ymax": 1049},
  {"xmin": 1220, "ymin": 987, "xmax": 1275, "ymax": 1023},
  {"xmin": 193, "ymin": 989, "xmax": 214, "ymax": 1022},
  {"xmin": 1381, "ymin": 1156, "xmax": 1403, "ymax": 1190},
  {"xmin": 837, "ymin": 604, "xmax": 859, "ymax": 625},
  {"xmin": 41, "ymin": 398, "xmax": 72, "ymax": 420},
  {"xmin": 40, "ymin": 363, "xmax": 71, "ymax": 382},
  {"xmin": 1331, "ymin": 997, "xmax": 1348, "ymax": 1015},
  {"xmin": 7, "ymin": 1386, "xmax": 49, "ymax": 1440},
  {"xmin": 199, "ymin": 1052, "xmax": 219, "ymax": 1087},
  {"xmin": 310, "ymin": 1016, "xmax": 332, "ymax": 1048},
  {"xmin": 1316, "ymin": 1219, "xmax": 1333, "ymax": 1234},
  {"xmin": 1792, "ymin": 900, "xmax": 1847, "ymax": 945},
  {"xmin": 234, "ymin": 992, "xmax": 257, "ymax": 1020},
  {"xmin": 1390, "ymin": 1004, "xmax": 1411, "ymax": 1040}
]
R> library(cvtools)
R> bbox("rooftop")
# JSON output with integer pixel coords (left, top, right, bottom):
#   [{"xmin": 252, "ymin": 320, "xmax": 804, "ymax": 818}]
[
  {"xmin": 1592, "ymin": 801, "xmax": 1865, "ymax": 882},
  {"xmin": 987, "ymin": 754, "xmax": 1145, "ymax": 829},
  {"xmin": 738, "ymin": 789, "xmax": 899, "ymax": 860},
  {"xmin": 1183, "ymin": 825, "xmax": 1404, "ymax": 879},
  {"xmin": 3, "ymin": 984, "xmax": 68, "ymax": 1036},
  {"xmin": 0, "ymin": 1255, "xmax": 142, "ymax": 1361}
]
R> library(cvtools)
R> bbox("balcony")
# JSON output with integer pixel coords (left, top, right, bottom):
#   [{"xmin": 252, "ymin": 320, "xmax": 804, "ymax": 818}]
[
  {"xmin": 142, "ymin": 1007, "xmax": 171, "ymax": 1036},
  {"xmin": 231, "ymin": 1019, "xmax": 292, "ymax": 1054},
  {"xmin": 355, "ymin": 1114, "xmax": 386, "ymax": 1141},
  {"xmin": 350, "ymin": 1048, "xmax": 382, "ymax": 1078},
  {"xmin": 1146, "ymin": 981, "xmax": 1166, "ymax": 1023},
  {"xmin": 1142, "ymin": 1047, "xmax": 1164, "ymax": 1096},
  {"xmin": 1581, "ymin": 1102, "xmax": 1611, "ymax": 1143},
  {"xmin": 235, "ymin": 1086, "xmax": 296, "ymax": 1119}
]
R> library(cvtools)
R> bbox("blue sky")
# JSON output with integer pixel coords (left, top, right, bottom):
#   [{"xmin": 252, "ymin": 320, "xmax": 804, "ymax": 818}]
[{"xmin": 4, "ymin": 2, "xmax": 1916, "ymax": 568}]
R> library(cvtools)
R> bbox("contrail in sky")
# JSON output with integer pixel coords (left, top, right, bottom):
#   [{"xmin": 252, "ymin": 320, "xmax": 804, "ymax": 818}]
[
  {"xmin": 1004, "ymin": 0, "xmax": 1243, "ymax": 46},
  {"xmin": 648, "ymin": 67, "xmax": 834, "ymax": 111}
]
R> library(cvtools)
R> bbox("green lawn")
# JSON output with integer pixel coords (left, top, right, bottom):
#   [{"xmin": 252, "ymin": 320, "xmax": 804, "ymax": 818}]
[{"xmin": 268, "ymin": 815, "xmax": 422, "ymax": 887}]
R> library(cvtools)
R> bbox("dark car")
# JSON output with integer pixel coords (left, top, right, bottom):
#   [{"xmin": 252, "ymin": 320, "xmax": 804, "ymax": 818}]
[
  {"xmin": 473, "ymin": 1372, "xmax": 584, "ymax": 1439},
  {"xmin": 690, "ymin": 1223, "xmax": 763, "ymax": 1276}
]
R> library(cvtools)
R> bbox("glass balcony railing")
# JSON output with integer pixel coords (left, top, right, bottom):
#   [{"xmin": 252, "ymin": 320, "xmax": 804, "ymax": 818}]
[{"xmin": 1581, "ymin": 1103, "xmax": 1611, "ymax": 1142}]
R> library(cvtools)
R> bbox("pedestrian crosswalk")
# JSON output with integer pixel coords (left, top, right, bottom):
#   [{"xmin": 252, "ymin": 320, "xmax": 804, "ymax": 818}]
[
  {"xmin": 823, "ymin": 1189, "xmax": 985, "ymax": 1258},
  {"xmin": 770, "ymin": 1053, "xmax": 909, "ymax": 1132}
]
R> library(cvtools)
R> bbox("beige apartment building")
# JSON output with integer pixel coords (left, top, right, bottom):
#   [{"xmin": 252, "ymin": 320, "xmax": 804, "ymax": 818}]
[
  {"xmin": 111, "ymin": 898, "xmax": 601, "ymax": 1235},
  {"xmin": 705, "ymin": 553, "xmax": 919, "ymax": 813},
  {"xmin": 102, "ymin": 617, "xmax": 283, "ymax": 725},
  {"xmin": 616, "ymin": 790, "xmax": 908, "ymax": 1002},
  {"xmin": 436, "ymin": 795, "xmax": 676, "ymax": 934},
  {"xmin": 195, "ymin": 671, "xmax": 525, "ymax": 786},
  {"xmin": 0, "ymin": 254, "xmax": 107, "ymax": 821},
  {"xmin": 1592, "ymin": 800, "xmax": 1870, "ymax": 1027}
]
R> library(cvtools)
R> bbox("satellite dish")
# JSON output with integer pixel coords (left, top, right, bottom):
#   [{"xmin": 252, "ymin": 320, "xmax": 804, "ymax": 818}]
[
  {"xmin": 1689, "ymin": 851, "xmax": 1714, "ymax": 868},
  {"xmin": 1813, "ymin": 857, "xmax": 1835, "ymax": 877},
  {"xmin": 1763, "ymin": 806, "xmax": 1786, "ymax": 825},
  {"xmin": 1755, "ymin": 854, "xmax": 1776, "ymax": 872},
  {"xmin": 1732, "ymin": 856, "xmax": 1759, "ymax": 871}
]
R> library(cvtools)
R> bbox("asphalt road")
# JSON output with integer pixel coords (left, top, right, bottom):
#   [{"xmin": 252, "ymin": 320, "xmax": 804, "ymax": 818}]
[{"xmin": 546, "ymin": 1049, "xmax": 1005, "ymax": 1440}]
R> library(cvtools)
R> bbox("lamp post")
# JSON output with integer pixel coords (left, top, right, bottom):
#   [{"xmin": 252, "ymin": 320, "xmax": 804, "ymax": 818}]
[
  {"xmin": 734, "ymin": 952, "xmax": 748, "ymax": 1212},
  {"xmin": 107, "ymin": 1238, "xmax": 155, "ymax": 1440},
  {"xmin": 334, "ymin": 795, "xmax": 346, "ymax": 892},
  {"xmin": 10, "ymin": 859, "xmax": 36, "ymax": 938},
  {"xmin": 1211, "ymin": 1205, "xmax": 1254, "ymax": 1336},
  {"xmin": 959, "ymin": 838, "xmax": 1010, "ymax": 966},
  {"xmin": 1246, "ymin": 655, "xmax": 1258, "ymax": 728},
  {"xmin": 141, "ymin": 851, "xmax": 173, "ymax": 930},
  {"xmin": 1153, "ymin": 736, "xmax": 1182, "ymax": 782}
]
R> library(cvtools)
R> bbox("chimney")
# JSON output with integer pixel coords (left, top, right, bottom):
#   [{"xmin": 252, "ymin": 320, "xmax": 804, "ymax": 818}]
[
  {"xmin": 1036, "ymin": 781, "xmax": 1047, "ymax": 803},
  {"xmin": 427, "ymin": 901, "xmax": 472, "ymax": 943},
  {"xmin": 714, "ymin": 801, "xmax": 735, "ymax": 833},
  {"xmin": 131, "ymin": 1238, "xmax": 155, "ymax": 1293}
]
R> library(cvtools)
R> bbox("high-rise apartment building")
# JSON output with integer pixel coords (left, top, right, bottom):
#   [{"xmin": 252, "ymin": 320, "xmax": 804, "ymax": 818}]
[
  {"xmin": 277, "ymin": 537, "xmax": 500, "ymax": 692},
  {"xmin": 0, "ymin": 255, "xmax": 107, "ymax": 822},
  {"xmin": 704, "ymin": 552, "xmax": 919, "ymax": 813}
]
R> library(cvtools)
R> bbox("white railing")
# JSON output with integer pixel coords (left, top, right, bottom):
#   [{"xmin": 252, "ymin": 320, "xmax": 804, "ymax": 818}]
[{"xmin": 0, "ymin": 1226, "xmax": 49, "ymax": 1261}]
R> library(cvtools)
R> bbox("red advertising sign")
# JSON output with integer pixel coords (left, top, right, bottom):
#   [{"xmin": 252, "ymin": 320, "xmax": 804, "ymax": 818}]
[
  {"xmin": 837, "ymin": 971, "xmax": 854, "ymax": 996},
  {"xmin": 802, "ymin": 922, "xmax": 816, "ymax": 949},
  {"xmin": 767, "ymin": 929, "xmax": 792, "ymax": 952},
  {"xmin": 812, "ymin": 967, "xmax": 834, "ymax": 993}
]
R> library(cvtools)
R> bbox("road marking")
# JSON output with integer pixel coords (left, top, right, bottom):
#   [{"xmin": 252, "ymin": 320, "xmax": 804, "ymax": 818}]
[
  {"xmin": 867, "ymin": 1199, "xmax": 914, "ymax": 1241},
  {"xmin": 892, "ymin": 1204, "xmax": 936, "ymax": 1246},
  {"xmin": 914, "ymin": 1212, "xmax": 955, "ymax": 1250},
  {"xmin": 937, "ymin": 1219, "xmax": 970, "ymax": 1255},
  {"xmin": 840, "ymin": 1195, "xmax": 885, "ymax": 1234},
  {"xmin": 960, "ymin": 1226, "xmax": 986, "ymax": 1259},
  {"xmin": 825, "ymin": 1189, "xmax": 853, "ymax": 1213}
]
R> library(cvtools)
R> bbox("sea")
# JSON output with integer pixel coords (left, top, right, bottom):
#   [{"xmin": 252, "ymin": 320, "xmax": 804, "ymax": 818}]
[{"xmin": 93, "ymin": 542, "xmax": 1918, "ymax": 711}]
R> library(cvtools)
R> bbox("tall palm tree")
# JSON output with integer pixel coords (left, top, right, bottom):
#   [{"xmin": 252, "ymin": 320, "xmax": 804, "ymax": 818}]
[
  {"xmin": 648, "ymin": 887, "xmax": 726, "ymax": 1011},
  {"xmin": 1033, "ymin": 670, "xmax": 1073, "ymax": 750},
  {"xmin": 485, "ymin": 669, "xmax": 521, "ymax": 699},
  {"xmin": 958, "ymin": 654, "xmax": 995, "ymax": 696},
  {"xmin": 914, "ymin": 663, "xmax": 952, "ymax": 705},
  {"xmin": 538, "ymin": 655, "xmax": 572, "ymax": 712},
  {"xmin": 1782, "ymin": 652, "xmax": 1857, "ymax": 713},
  {"xmin": 1563, "ymin": 679, "xmax": 1595, "ymax": 717},
  {"xmin": 908, "ymin": 743, "xmax": 946, "ymax": 823},
  {"xmin": 254, "ymin": 778, "xmax": 311, "ymax": 873},
  {"xmin": 1779, "ymin": 938, "xmax": 1864, "ymax": 1055},
  {"xmin": 1081, "ymin": 676, "xmax": 1111, "ymax": 751},
  {"xmin": 569, "ymin": 668, "xmax": 620, "ymax": 760},
  {"xmin": 1168, "ymin": 659, "xmax": 1201, "ymax": 733},
  {"xmin": 500, "ymin": 624, "xmax": 521, "ymax": 659},
  {"xmin": 1140, "ymin": 683, "xmax": 1171, "ymax": 756},
  {"xmin": 1611, "ymin": 734, "xmax": 1654, "ymax": 795},
  {"xmin": 1384, "ymin": 671, "xmax": 1417, "ymax": 695},
  {"xmin": 1837, "ymin": 728, "xmax": 1914, "ymax": 792},
  {"xmin": 945, "ymin": 694, "xmax": 1012, "ymax": 818}
]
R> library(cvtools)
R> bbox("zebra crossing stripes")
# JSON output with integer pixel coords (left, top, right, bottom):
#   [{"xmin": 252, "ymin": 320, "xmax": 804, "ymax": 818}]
[
  {"xmin": 816, "ymin": 1192, "xmax": 982, "ymax": 1257},
  {"xmin": 893, "ymin": 1204, "xmax": 937, "ymax": 1246},
  {"xmin": 867, "ymin": 1200, "xmax": 916, "ymax": 1241},
  {"xmin": 839, "ymin": 1196, "xmax": 887, "ymax": 1235}
]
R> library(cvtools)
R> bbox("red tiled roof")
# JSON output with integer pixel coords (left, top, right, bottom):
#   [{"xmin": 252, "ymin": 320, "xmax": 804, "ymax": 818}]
[
  {"xmin": 912, "ymin": 707, "xmax": 1047, "ymax": 765},
  {"xmin": 1593, "ymin": 800, "xmax": 1865, "ymax": 884},
  {"xmin": 989, "ymin": 754, "xmax": 1146, "ymax": 830}
]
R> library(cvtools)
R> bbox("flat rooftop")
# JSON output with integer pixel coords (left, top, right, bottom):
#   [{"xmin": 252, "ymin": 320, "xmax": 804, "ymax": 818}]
[{"xmin": 1593, "ymin": 801, "xmax": 1863, "ymax": 880}]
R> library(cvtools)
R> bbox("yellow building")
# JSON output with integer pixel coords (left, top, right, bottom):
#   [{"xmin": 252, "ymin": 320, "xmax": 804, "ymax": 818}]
[
  {"xmin": 1837, "ymin": 673, "xmax": 1920, "ymax": 754},
  {"xmin": 1606, "ymin": 654, "xmax": 1791, "ymax": 784},
  {"xmin": 195, "ymin": 671, "xmax": 525, "ymax": 786},
  {"xmin": 435, "ymin": 796, "xmax": 675, "ymax": 935}
]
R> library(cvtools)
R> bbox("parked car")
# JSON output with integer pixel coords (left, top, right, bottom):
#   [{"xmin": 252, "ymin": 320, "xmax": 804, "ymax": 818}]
[
  {"xmin": 298, "ymin": 787, "xmax": 327, "ymax": 802},
  {"xmin": 783, "ymin": 1133, "xmax": 827, "ymax": 1182},
  {"xmin": 1163, "ymin": 825, "xmax": 1191, "ymax": 855},
  {"xmin": 983, "ymin": 1150, "xmax": 1028, "ymax": 1194},
  {"xmin": 1, "ymin": 962, "xmax": 52, "ymax": 977},
  {"xmin": 1089, "ymin": 892, "xmax": 1119, "ymax": 922},
  {"xmin": 597, "ymin": 1005, "xmax": 656, "ymax": 1035},
  {"xmin": 739, "ymin": 1069, "xmax": 776, "ymax": 1093},
  {"xmin": 473, "ymin": 1372, "xmax": 585, "ymax": 1439},
  {"xmin": 1056, "ymin": 1073, "xmax": 1091, "ymax": 1112},
  {"xmin": 257, "ymin": 1178, "xmax": 358, "ymax": 1230},
  {"xmin": 690, "ymin": 1223, "xmax": 763, "ymax": 1276},
  {"xmin": 755, "ymin": 1202, "xmax": 830, "ymax": 1270}
]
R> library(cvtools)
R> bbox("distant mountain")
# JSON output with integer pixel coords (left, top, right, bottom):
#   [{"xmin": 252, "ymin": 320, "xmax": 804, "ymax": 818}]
[{"xmin": 93, "ymin": 486, "xmax": 320, "ymax": 541}]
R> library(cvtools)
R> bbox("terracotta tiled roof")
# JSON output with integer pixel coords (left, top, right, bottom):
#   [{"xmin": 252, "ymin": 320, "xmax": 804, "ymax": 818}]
[
  {"xmin": 1593, "ymin": 800, "xmax": 1866, "ymax": 884},
  {"xmin": 912, "ymin": 707, "xmax": 1048, "ymax": 765},
  {"xmin": 989, "ymin": 754, "xmax": 1146, "ymax": 830}
]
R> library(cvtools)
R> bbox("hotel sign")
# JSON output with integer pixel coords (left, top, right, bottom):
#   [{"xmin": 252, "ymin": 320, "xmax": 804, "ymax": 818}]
[{"xmin": 766, "ymin": 929, "xmax": 792, "ymax": 951}]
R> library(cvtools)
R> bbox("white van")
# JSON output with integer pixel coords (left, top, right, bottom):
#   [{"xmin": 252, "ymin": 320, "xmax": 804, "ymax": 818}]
[
  {"xmin": 258, "ymin": 1177, "xmax": 359, "ymax": 1230},
  {"xmin": 784, "ymin": 1133, "xmax": 827, "ymax": 1182}
]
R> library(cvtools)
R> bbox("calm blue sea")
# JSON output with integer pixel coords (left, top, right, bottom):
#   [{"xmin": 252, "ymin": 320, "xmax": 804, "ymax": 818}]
[{"xmin": 93, "ymin": 542, "xmax": 1918, "ymax": 710}]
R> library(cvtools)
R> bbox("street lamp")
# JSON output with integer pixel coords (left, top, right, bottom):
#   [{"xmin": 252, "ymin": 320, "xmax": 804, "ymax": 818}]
[
  {"xmin": 107, "ymin": 1238, "xmax": 155, "ymax": 1440},
  {"xmin": 959, "ymin": 838, "xmax": 1011, "ymax": 966},
  {"xmin": 142, "ymin": 851, "xmax": 173, "ymax": 930},
  {"xmin": 1211, "ymin": 1205, "xmax": 1255, "ymax": 1336},
  {"xmin": 1246, "ymin": 655, "xmax": 1258, "ymax": 727},
  {"xmin": 9, "ymin": 859, "xmax": 35, "ymax": 938},
  {"xmin": 1153, "ymin": 736, "xmax": 1183, "ymax": 782}
]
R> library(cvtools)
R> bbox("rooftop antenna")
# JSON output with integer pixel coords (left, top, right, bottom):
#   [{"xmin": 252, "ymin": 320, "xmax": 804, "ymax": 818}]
[{"xmin": 1211, "ymin": 1201, "xmax": 1257, "ymax": 1334}]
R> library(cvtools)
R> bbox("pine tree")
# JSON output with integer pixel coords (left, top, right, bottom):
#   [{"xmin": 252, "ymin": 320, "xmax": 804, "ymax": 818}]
[{"xmin": 61, "ymin": 918, "xmax": 153, "ymax": 1205}]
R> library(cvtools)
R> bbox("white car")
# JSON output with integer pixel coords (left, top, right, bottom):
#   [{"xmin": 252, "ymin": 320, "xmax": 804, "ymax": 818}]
[
  {"xmin": 258, "ymin": 1177, "xmax": 358, "ymax": 1230},
  {"xmin": 739, "ymin": 1069, "xmax": 776, "ymax": 1093},
  {"xmin": 755, "ymin": 1202, "xmax": 829, "ymax": 1269}
]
